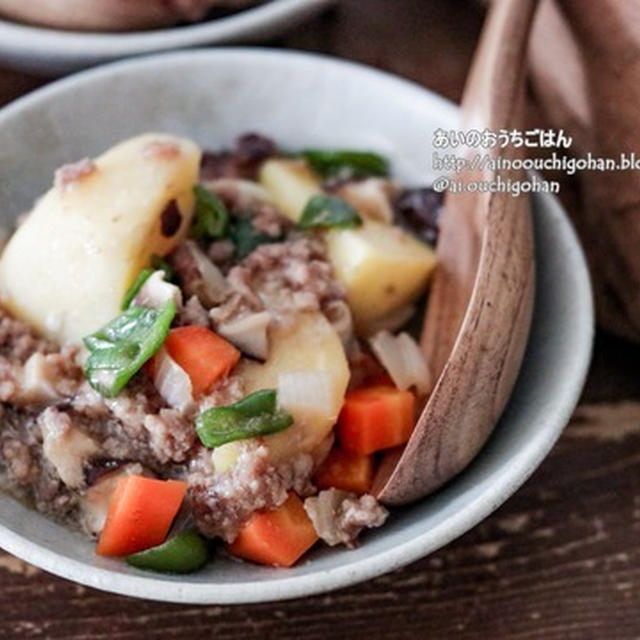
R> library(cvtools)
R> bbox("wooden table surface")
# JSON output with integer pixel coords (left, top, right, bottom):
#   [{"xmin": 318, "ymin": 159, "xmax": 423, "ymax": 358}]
[{"xmin": 1, "ymin": 1, "xmax": 639, "ymax": 638}]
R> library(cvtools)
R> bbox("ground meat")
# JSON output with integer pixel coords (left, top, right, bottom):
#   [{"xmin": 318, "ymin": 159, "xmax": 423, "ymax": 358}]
[
  {"xmin": 200, "ymin": 133, "xmax": 277, "ymax": 181},
  {"xmin": 143, "ymin": 409, "xmax": 196, "ymax": 464},
  {"xmin": 0, "ymin": 307, "xmax": 55, "ymax": 361},
  {"xmin": 71, "ymin": 376, "xmax": 170, "ymax": 471},
  {"xmin": 0, "ymin": 407, "xmax": 77, "ymax": 521},
  {"xmin": 103, "ymin": 375, "xmax": 164, "ymax": 439},
  {"xmin": 196, "ymin": 374, "xmax": 244, "ymax": 413},
  {"xmin": 188, "ymin": 444, "xmax": 314, "ymax": 542},
  {"xmin": 304, "ymin": 489, "xmax": 388, "ymax": 547},
  {"xmin": 1, "ymin": 439, "xmax": 36, "ymax": 485},
  {"xmin": 0, "ymin": 311, "xmax": 81, "ymax": 411},
  {"xmin": 213, "ymin": 235, "xmax": 346, "ymax": 328},
  {"xmin": 0, "ymin": 360, "xmax": 21, "ymax": 403}
]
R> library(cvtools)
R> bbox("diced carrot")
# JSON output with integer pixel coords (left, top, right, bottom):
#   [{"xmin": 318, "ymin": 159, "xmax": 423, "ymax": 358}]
[
  {"xmin": 314, "ymin": 447, "xmax": 374, "ymax": 494},
  {"xmin": 96, "ymin": 476, "xmax": 188, "ymax": 557},
  {"xmin": 337, "ymin": 385, "xmax": 415, "ymax": 455},
  {"xmin": 164, "ymin": 326, "xmax": 240, "ymax": 396},
  {"xmin": 229, "ymin": 493, "xmax": 318, "ymax": 568}
]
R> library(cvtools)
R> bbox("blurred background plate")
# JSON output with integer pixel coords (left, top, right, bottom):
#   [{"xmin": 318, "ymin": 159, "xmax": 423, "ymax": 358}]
[{"xmin": 0, "ymin": 0, "xmax": 334, "ymax": 75}]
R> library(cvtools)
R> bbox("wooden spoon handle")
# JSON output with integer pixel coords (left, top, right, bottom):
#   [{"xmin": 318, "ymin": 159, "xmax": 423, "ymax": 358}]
[{"xmin": 462, "ymin": 0, "xmax": 540, "ymax": 131}]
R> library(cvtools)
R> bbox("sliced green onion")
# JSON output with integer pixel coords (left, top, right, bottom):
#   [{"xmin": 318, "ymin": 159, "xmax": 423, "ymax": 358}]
[
  {"xmin": 299, "ymin": 194, "xmax": 362, "ymax": 230},
  {"xmin": 121, "ymin": 268, "xmax": 154, "ymax": 310},
  {"xmin": 125, "ymin": 531, "xmax": 209, "ymax": 574},
  {"xmin": 302, "ymin": 149, "xmax": 389, "ymax": 179},
  {"xmin": 83, "ymin": 300, "xmax": 175, "ymax": 398},
  {"xmin": 196, "ymin": 389, "xmax": 293, "ymax": 448},
  {"xmin": 191, "ymin": 184, "xmax": 229, "ymax": 240}
]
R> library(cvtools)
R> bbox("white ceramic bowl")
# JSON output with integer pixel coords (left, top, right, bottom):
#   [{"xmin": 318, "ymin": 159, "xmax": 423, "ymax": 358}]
[
  {"xmin": 0, "ymin": 49, "xmax": 593, "ymax": 604},
  {"xmin": 0, "ymin": 0, "xmax": 333, "ymax": 75}
]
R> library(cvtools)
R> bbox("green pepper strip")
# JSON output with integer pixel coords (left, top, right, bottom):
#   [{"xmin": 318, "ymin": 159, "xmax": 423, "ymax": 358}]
[
  {"xmin": 125, "ymin": 531, "xmax": 209, "ymax": 574},
  {"xmin": 196, "ymin": 389, "xmax": 293, "ymax": 448},
  {"xmin": 298, "ymin": 194, "xmax": 362, "ymax": 230},
  {"xmin": 302, "ymin": 149, "xmax": 389, "ymax": 178},
  {"xmin": 83, "ymin": 300, "xmax": 175, "ymax": 398}
]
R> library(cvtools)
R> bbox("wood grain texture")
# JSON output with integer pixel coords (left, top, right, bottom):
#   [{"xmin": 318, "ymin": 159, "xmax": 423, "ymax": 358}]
[
  {"xmin": 0, "ymin": 0, "xmax": 638, "ymax": 638},
  {"xmin": 375, "ymin": 0, "xmax": 537, "ymax": 504}
]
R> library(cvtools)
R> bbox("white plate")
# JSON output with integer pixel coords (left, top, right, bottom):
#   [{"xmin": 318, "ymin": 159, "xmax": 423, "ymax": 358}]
[
  {"xmin": 0, "ymin": 0, "xmax": 333, "ymax": 75},
  {"xmin": 0, "ymin": 49, "xmax": 594, "ymax": 603}
]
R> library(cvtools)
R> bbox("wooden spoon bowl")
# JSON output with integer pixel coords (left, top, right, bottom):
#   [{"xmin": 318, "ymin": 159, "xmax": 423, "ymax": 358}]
[{"xmin": 374, "ymin": 0, "xmax": 538, "ymax": 504}]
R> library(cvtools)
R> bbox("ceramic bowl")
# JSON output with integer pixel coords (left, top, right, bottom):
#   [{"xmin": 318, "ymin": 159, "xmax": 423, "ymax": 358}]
[
  {"xmin": 0, "ymin": 0, "xmax": 333, "ymax": 75},
  {"xmin": 0, "ymin": 49, "xmax": 593, "ymax": 603}
]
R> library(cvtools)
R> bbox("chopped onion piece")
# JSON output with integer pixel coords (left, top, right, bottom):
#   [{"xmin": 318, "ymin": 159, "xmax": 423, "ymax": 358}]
[
  {"xmin": 369, "ymin": 330, "xmax": 431, "ymax": 395},
  {"xmin": 277, "ymin": 371, "xmax": 334, "ymax": 420},
  {"xmin": 185, "ymin": 240, "xmax": 230, "ymax": 306},
  {"xmin": 133, "ymin": 270, "xmax": 183, "ymax": 310},
  {"xmin": 216, "ymin": 311, "xmax": 271, "ymax": 360},
  {"xmin": 153, "ymin": 347, "xmax": 193, "ymax": 411}
]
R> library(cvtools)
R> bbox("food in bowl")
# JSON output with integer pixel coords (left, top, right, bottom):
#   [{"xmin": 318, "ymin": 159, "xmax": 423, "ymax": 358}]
[
  {"xmin": 0, "ymin": 0, "xmax": 262, "ymax": 31},
  {"xmin": 0, "ymin": 132, "xmax": 441, "ymax": 572}
]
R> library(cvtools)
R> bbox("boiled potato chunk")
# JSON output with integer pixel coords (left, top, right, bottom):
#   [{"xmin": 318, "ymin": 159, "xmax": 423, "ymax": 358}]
[
  {"xmin": 259, "ymin": 158, "xmax": 322, "ymax": 222},
  {"xmin": 0, "ymin": 134, "xmax": 201, "ymax": 345},
  {"xmin": 240, "ymin": 312, "xmax": 350, "ymax": 463},
  {"xmin": 326, "ymin": 221, "xmax": 437, "ymax": 336}
]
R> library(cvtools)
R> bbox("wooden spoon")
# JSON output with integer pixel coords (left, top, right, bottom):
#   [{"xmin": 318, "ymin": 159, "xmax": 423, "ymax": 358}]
[{"xmin": 374, "ymin": 0, "xmax": 538, "ymax": 504}]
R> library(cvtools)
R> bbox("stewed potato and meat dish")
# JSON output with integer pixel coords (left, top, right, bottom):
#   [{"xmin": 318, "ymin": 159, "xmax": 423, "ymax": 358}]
[{"xmin": 0, "ymin": 132, "xmax": 440, "ymax": 572}]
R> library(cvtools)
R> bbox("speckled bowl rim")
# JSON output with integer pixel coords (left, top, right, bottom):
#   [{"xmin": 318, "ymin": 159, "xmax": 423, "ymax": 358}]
[{"xmin": 0, "ymin": 49, "xmax": 594, "ymax": 604}]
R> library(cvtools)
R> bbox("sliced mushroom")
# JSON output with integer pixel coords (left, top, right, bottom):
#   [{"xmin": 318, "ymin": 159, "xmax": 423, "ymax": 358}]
[
  {"xmin": 216, "ymin": 310, "xmax": 271, "ymax": 360},
  {"xmin": 336, "ymin": 178, "xmax": 398, "ymax": 224},
  {"xmin": 170, "ymin": 240, "xmax": 229, "ymax": 308}
]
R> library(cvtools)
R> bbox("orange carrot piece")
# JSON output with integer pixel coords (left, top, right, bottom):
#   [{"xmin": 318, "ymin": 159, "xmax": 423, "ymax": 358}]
[
  {"xmin": 229, "ymin": 493, "xmax": 318, "ymax": 568},
  {"xmin": 314, "ymin": 447, "xmax": 374, "ymax": 494},
  {"xmin": 164, "ymin": 326, "xmax": 240, "ymax": 396},
  {"xmin": 337, "ymin": 385, "xmax": 415, "ymax": 455},
  {"xmin": 96, "ymin": 476, "xmax": 188, "ymax": 557}
]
